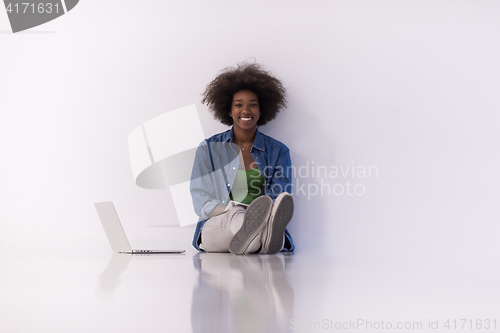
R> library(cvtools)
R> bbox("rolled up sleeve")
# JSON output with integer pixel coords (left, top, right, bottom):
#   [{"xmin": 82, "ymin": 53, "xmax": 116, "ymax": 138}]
[{"xmin": 190, "ymin": 141, "xmax": 223, "ymax": 220}]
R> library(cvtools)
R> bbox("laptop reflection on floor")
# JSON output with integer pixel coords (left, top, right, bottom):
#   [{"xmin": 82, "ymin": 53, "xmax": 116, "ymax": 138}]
[{"xmin": 95, "ymin": 201, "xmax": 185, "ymax": 254}]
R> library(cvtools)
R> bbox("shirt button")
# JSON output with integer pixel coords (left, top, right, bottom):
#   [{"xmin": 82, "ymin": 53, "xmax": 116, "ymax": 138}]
[{"xmin": 233, "ymin": 167, "xmax": 236, "ymax": 169}]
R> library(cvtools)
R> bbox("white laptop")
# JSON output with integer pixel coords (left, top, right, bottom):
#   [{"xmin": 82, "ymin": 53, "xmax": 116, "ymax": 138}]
[{"xmin": 95, "ymin": 201, "xmax": 185, "ymax": 254}]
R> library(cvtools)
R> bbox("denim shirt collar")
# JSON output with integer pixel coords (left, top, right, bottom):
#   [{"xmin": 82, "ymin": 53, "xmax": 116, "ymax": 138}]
[{"xmin": 222, "ymin": 126, "xmax": 265, "ymax": 152}]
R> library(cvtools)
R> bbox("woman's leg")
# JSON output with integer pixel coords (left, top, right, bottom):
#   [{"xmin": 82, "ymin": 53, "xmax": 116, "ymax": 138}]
[
  {"xmin": 261, "ymin": 192, "xmax": 294, "ymax": 254},
  {"xmin": 229, "ymin": 196, "xmax": 273, "ymax": 255},
  {"xmin": 201, "ymin": 206, "xmax": 245, "ymax": 252},
  {"xmin": 201, "ymin": 196, "xmax": 274, "ymax": 254}
]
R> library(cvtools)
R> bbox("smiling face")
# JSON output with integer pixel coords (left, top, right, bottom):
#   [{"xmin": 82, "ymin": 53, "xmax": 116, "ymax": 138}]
[{"xmin": 229, "ymin": 90, "xmax": 261, "ymax": 132}]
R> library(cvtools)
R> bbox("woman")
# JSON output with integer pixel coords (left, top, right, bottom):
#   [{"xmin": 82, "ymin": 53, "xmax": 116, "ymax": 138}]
[{"xmin": 190, "ymin": 62, "xmax": 294, "ymax": 254}]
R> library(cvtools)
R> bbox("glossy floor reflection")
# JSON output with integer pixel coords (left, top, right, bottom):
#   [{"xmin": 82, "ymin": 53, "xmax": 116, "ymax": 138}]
[
  {"xmin": 1, "ymin": 251, "xmax": 499, "ymax": 332},
  {"xmin": 191, "ymin": 253, "xmax": 294, "ymax": 333}
]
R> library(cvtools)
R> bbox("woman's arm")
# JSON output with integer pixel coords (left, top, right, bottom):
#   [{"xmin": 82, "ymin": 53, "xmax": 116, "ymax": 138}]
[
  {"xmin": 190, "ymin": 141, "xmax": 225, "ymax": 220},
  {"xmin": 265, "ymin": 147, "xmax": 292, "ymax": 202}
]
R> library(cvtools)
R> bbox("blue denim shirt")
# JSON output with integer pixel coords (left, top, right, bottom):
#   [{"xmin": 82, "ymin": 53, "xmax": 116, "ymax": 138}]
[{"xmin": 190, "ymin": 126, "xmax": 295, "ymax": 251}]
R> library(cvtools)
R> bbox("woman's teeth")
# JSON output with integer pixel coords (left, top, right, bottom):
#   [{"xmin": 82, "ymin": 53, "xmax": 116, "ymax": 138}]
[{"xmin": 240, "ymin": 117, "xmax": 252, "ymax": 121}]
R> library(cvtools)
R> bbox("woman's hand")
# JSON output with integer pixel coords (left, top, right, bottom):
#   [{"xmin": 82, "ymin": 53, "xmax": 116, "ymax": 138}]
[{"xmin": 207, "ymin": 204, "xmax": 227, "ymax": 218}]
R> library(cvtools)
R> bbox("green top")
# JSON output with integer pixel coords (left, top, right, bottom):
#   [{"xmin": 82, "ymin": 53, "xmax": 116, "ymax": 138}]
[{"xmin": 230, "ymin": 166, "xmax": 265, "ymax": 205}]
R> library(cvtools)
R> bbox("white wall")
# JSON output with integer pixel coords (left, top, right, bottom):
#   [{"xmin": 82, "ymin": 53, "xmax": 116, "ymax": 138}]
[{"xmin": 1, "ymin": 0, "xmax": 499, "ymax": 264}]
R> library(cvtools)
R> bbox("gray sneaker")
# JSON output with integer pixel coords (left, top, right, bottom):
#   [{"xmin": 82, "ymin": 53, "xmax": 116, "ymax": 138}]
[
  {"xmin": 229, "ymin": 196, "xmax": 272, "ymax": 255},
  {"xmin": 263, "ymin": 192, "xmax": 294, "ymax": 254}
]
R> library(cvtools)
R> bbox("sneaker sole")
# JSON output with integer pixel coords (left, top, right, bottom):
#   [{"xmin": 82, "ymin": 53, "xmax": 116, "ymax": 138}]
[
  {"xmin": 229, "ymin": 196, "xmax": 272, "ymax": 255},
  {"xmin": 265, "ymin": 194, "xmax": 294, "ymax": 254}
]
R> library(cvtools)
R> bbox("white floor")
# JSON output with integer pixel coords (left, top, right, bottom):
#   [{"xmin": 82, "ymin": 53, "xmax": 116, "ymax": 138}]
[{"xmin": 1, "ymin": 248, "xmax": 499, "ymax": 333}]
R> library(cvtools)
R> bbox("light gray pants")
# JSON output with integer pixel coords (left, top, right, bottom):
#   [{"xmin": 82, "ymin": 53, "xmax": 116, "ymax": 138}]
[{"xmin": 201, "ymin": 206, "xmax": 267, "ymax": 253}]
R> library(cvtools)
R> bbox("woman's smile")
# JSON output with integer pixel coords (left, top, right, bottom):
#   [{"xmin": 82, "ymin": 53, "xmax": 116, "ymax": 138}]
[{"xmin": 230, "ymin": 90, "xmax": 261, "ymax": 131}]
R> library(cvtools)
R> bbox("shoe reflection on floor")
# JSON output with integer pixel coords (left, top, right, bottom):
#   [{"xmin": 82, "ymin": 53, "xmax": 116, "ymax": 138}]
[{"xmin": 191, "ymin": 253, "xmax": 295, "ymax": 333}]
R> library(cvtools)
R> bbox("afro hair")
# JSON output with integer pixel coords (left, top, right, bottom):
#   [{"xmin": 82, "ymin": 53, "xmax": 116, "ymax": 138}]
[{"xmin": 202, "ymin": 62, "xmax": 287, "ymax": 126}]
